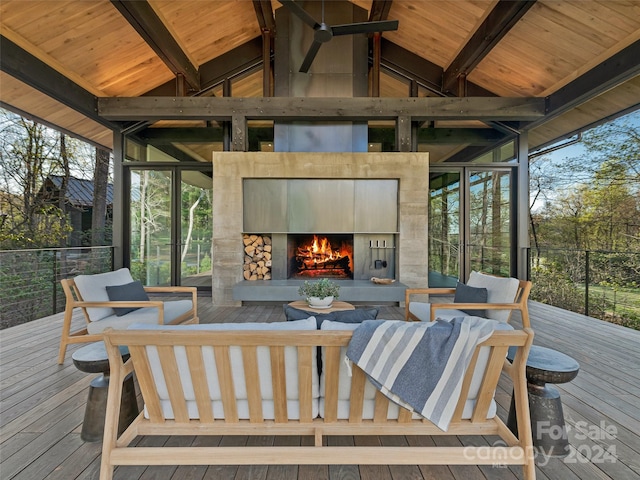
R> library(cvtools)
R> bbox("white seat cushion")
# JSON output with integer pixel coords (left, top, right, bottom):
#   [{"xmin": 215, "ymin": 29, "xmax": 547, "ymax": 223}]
[
  {"xmin": 86, "ymin": 299, "xmax": 193, "ymax": 334},
  {"xmin": 74, "ymin": 268, "xmax": 134, "ymax": 321},
  {"xmin": 467, "ymin": 271, "xmax": 519, "ymax": 323},
  {"xmin": 128, "ymin": 318, "xmax": 319, "ymax": 420}
]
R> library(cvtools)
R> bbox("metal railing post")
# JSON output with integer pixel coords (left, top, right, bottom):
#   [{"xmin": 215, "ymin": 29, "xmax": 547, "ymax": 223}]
[
  {"xmin": 52, "ymin": 251, "xmax": 58, "ymax": 314},
  {"xmin": 585, "ymin": 250, "xmax": 590, "ymax": 317}
]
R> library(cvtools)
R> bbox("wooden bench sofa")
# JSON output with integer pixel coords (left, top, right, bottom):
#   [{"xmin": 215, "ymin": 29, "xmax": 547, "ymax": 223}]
[{"xmin": 100, "ymin": 318, "xmax": 536, "ymax": 480}]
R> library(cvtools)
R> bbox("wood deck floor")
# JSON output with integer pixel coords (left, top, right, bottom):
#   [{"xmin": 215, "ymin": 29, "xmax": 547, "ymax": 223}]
[{"xmin": 1, "ymin": 299, "xmax": 639, "ymax": 480}]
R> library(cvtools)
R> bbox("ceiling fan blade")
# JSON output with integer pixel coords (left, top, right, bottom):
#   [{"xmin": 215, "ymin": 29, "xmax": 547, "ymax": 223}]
[
  {"xmin": 331, "ymin": 20, "xmax": 399, "ymax": 36},
  {"xmin": 278, "ymin": 0, "xmax": 319, "ymax": 29},
  {"xmin": 299, "ymin": 40, "xmax": 323, "ymax": 73}
]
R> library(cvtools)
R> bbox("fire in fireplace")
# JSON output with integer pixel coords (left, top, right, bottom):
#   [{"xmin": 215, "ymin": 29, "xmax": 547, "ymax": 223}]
[{"xmin": 287, "ymin": 234, "xmax": 353, "ymax": 279}]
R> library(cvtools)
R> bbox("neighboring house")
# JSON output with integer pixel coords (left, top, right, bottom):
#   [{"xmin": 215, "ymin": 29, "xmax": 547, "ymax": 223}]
[{"xmin": 37, "ymin": 175, "xmax": 113, "ymax": 246}]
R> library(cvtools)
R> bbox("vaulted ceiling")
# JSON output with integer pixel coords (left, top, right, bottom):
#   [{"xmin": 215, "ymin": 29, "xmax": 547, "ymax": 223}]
[{"xmin": 1, "ymin": 0, "xmax": 639, "ymax": 161}]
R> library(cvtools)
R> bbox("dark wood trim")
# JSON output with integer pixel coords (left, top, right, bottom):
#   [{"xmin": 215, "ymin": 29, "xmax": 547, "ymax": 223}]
[
  {"xmin": 99, "ymin": 96, "xmax": 545, "ymax": 121},
  {"xmin": 369, "ymin": 0, "xmax": 393, "ymax": 22},
  {"xmin": 442, "ymin": 0, "xmax": 536, "ymax": 94},
  {"xmin": 110, "ymin": 0, "xmax": 200, "ymax": 91},
  {"xmin": 539, "ymin": 40, "xmax": 640, "ymax": 127},
  {"xmin": 0, "ymin": 35, "xmax": 117, "ymax": 132},
  {"xmin": 417, "ymin": 127, "xmax": 508, "ymax": 145},
  {"xmin": 253, "ymin": 0, "xmax": 275, "ymax": 31}
]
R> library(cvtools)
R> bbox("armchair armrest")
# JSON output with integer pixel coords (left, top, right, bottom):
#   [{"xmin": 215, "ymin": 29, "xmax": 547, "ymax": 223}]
[
  {"xmin": 74, "ymin": 299, "xmax": 167, "ymax": 323},
  {"xmin": 144, "ymin": 286, "xmax": 198, "ymax": 319},
  {"xmin": 428, "ymin": 302, "xmax": 521, "ymax": 321},
  {"xmin": 404, "ymin": 288, "xmax": 456, "ymax": 321}
]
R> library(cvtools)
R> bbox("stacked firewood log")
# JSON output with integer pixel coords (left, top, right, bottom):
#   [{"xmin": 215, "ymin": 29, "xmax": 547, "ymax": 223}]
[{"xmin": 242, "ymin": 234, "xmax": 272, "ymax": 280}]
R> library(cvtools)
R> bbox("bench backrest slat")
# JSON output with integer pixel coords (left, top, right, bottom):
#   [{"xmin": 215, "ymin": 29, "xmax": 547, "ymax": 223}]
[
  {"xmin": 157, "ymin": 345, "xmax": 189, "ymax": 423},
  {"xmin": 323, "ymin": 345, "xmax": 342, "ymax": 423},
  {"xmin": 241, "ymin": 346, "xmax": 263, "ymax": 422},
  {"xmin": 270, "ymin": 346, "xmax": 288, "ymax": 422},
  {"xmin": 472, "ymin": 345, "xmax": 509, "ymax": 422},
  {"xmin": 186, "ymin": 346, "xmax": 215, "ymax": 422},
  {"xmin": 214, "ymin": 345, "xmax": 238, "ymax": 422},
  {"xmin": 129, "ymin": 345, "xmax": 164, "ymax": 422},
  {"xmin": 298, "ymin": 346, "xmax": 314, "ymax": 423}
]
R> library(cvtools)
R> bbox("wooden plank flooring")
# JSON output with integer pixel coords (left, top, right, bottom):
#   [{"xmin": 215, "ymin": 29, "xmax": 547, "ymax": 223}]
[{"xmin": 1, "ymin": 299, "xmax": 639, "ymax": 480}]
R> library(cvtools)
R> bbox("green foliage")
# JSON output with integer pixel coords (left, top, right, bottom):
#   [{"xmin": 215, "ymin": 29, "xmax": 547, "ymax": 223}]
[
  {"xmin": 530, "ymin": 264, "xmax": 585, "ymax": 315},
  {"xmin": 298, "ymin": 278, "xmax": 341, "ymax": 300}
]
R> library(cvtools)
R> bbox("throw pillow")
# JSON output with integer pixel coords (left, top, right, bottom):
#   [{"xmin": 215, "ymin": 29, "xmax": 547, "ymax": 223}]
[
  {"xmin": 106, "ymin": 281, "xmax": 150, "ymax": 317},
  {"xmin": 283, "ymin": 305, "xmax": 379, "ymax": 329},
  {"xmin": 453, "ymin": 281, "xmax": 488, "ymax": 317}
]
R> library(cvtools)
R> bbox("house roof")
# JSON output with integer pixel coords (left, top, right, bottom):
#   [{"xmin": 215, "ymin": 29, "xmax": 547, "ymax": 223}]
[
  {"xmin": 45, "ymin": 176, "xmax": 114, "ymax": 209},
  {"xmin": 1, "ymin": 0, "xmax": 639, "ymax": 161}
]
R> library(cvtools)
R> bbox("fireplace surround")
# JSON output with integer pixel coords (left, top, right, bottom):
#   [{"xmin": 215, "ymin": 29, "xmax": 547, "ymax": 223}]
[{"xmin": 212, "ymin": 152, "xmax": 429, "ymax": 306}]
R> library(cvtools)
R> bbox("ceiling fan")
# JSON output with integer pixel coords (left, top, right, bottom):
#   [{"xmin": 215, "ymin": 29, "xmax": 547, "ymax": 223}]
[{"xmin": 279, "ymin": 0, "xmax": 399, "ymax": 73}]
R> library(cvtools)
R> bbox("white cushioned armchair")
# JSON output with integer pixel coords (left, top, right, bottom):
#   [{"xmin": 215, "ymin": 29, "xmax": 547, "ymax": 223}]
[
  {"xmin": 405, "ymin": 271, "xmax": 532, "ymax": 328},
  {"xmin": 57, "ymin": 267, "xmax": 198, "ymax": 364}
]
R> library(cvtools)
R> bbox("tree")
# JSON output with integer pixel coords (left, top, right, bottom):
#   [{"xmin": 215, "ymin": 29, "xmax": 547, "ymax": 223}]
[
  {"xmin": 91, "ymin": 147, "xmax": 110, "ymax": 245},
  {"xmin": 0, "ymin": 111, "xmax": 69, "ymax": 247},
  {"xmin": 0, "ymin": 108, "xmax": 99, "ymax": 248}
]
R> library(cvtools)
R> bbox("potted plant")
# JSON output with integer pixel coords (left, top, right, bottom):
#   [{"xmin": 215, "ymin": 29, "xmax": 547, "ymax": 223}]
[{"xmin": 298, "ymin": 278, "xmax": 340, "ymax": 308}]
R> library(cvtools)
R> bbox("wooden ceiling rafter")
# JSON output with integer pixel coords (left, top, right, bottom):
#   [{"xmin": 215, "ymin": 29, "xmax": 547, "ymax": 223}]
[
  {"xmin": 252, "ymin": 1, "xmax": 276, "ymax": 97},
  {"xmin": 442, "ymin": 0, "xmax": 537, "ymax": 95},
  {"xmin": 110, "ymin": 0, "xmax": 200, "ymax": 92},
  {"xmin": 535, "ymin": 39, "xmax": 640, "ymax": 129},
  {"xmin": 0, "ymin": 35, "xmax": 119, "ymax": 132}
]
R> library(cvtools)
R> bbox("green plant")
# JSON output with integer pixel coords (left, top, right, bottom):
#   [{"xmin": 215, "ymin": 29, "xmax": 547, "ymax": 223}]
[{"xmin": 298, "ymin": 278, "xmax": 340, "ymax": 300}]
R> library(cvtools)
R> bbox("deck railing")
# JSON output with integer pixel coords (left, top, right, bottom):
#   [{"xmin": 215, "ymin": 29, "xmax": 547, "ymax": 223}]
[
  {"xmin": 529, "ymin": 247, "xmax": 640, "ymax": 329},
  {"xmin": 0, "ymin": 246, "xmax": 113, "ymax": 329}
]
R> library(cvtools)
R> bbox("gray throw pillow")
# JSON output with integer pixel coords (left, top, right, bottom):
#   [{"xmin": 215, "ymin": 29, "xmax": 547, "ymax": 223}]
[
  {"xmin": 453, "ymin": 281, "xmax": 488, "ymax": 317},
  {"xmin": 106, "ymin": 281, "xmax": 150, "ymax": 317},
  {"xmin": 283, "ymin": 305, "xmax": 379, "ymax": 329}
]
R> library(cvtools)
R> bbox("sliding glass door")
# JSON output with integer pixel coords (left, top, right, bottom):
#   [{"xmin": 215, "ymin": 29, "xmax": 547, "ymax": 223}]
[{"xmin": 429, "ymin": 167, "xmax": 513, "ymax": 286}]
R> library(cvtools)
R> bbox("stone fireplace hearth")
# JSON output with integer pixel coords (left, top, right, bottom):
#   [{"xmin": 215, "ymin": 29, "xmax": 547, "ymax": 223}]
[{"xmin": 212, "ymin": 152, "xmax": 429, "ymax": 306}]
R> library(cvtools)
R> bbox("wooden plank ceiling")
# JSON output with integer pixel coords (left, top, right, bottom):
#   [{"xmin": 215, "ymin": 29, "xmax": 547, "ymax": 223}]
[{"xmin": 0, "ymin": 0, "xmax": 639, "ymax": 159}]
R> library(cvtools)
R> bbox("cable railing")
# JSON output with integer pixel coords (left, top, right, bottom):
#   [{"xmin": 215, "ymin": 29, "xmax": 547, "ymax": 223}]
[
  {"xmin": 0, "ymin": 246, "xmax": 114, "ymax": 329},
  {"xmin": 529, "ymin": 247, "xmax": 640, "ymax": 330}
]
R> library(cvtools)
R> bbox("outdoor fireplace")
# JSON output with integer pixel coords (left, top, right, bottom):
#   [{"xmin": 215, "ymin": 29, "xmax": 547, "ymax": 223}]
[{"xmin": 287, "ymin": 234, "xmax": 354, "ymax": 279}]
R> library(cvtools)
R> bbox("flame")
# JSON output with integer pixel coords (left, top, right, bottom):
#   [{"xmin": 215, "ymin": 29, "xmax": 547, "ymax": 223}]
[{"xmin": 296, "ymin": 235, "xmax": 347, "ymax": 269}]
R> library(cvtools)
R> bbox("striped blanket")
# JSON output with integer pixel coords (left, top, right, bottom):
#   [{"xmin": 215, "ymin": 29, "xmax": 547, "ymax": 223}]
[{"xmin": 345, "ymin": 317, "xmax": 497, "ymax": 431}]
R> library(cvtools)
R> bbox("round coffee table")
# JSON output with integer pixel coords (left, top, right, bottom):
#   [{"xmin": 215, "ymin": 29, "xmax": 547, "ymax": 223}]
[
  {"xmin": 72, "ymin": 342, "xmax": 139, "ymax": 442},
  {"xmin": 506, "ymin": 344, "xmax": 580, "ymax": 457},
  {"xmin": 287, "ymin": 300, "xmax": 355, "ymax": 314}
]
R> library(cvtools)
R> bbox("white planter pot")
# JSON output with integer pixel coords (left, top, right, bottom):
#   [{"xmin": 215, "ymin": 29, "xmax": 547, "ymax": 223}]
[{"xmin": 307, "ymin": 296, "xmax": 334, "ymax": 308}]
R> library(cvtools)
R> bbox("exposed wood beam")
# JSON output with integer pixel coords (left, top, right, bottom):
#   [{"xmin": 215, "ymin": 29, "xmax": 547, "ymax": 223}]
[
  {"xmin": 253, "ymin": 0, "xmax": 275, "ymax": 31},
  {"xmin": 138, "ymin": 127, "xmax": 224, "ymax": 144},
  {"xmin": 99, "ymin": 96, "xmax": 545, "ymax": 122},
  {"xmin": 539, "ymin": 40, "xmax": 640, "ymax": 128},
  {"xmin": 0, "ymin": 35, "xmax": 118, "ymax": 132},
  {"xmin": 417, "ymin": 128, "xmax": 507, "ymax": 145},
  {"xmin": 369, "ymin": 0, "xmax": 393, "ymax": 22},
  {"xmin": 110, "ymin": 0, "xmax": 200, "ymax": 91},
  {"xmin": 252, "ymin": 0, "xmax": 275, "ymax": 97},
  {"xmin": 442, "ymin": 0, "xmax": 536, "ymax": 94}
]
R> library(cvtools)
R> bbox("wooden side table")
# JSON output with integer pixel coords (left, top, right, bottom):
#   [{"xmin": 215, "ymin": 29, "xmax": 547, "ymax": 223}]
[{"xmin": 287, "ymin": 300, "xmax": 355, "ymax": 314}]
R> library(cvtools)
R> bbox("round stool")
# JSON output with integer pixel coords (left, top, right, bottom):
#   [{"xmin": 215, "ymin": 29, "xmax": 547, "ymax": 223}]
[
  {"xmin": 72, "ymin": 342, "xmax": 139, "ymax": 442},
  {"xmin": 507, "ymin": 345, "xmax": 580, "ymax": 457}
]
